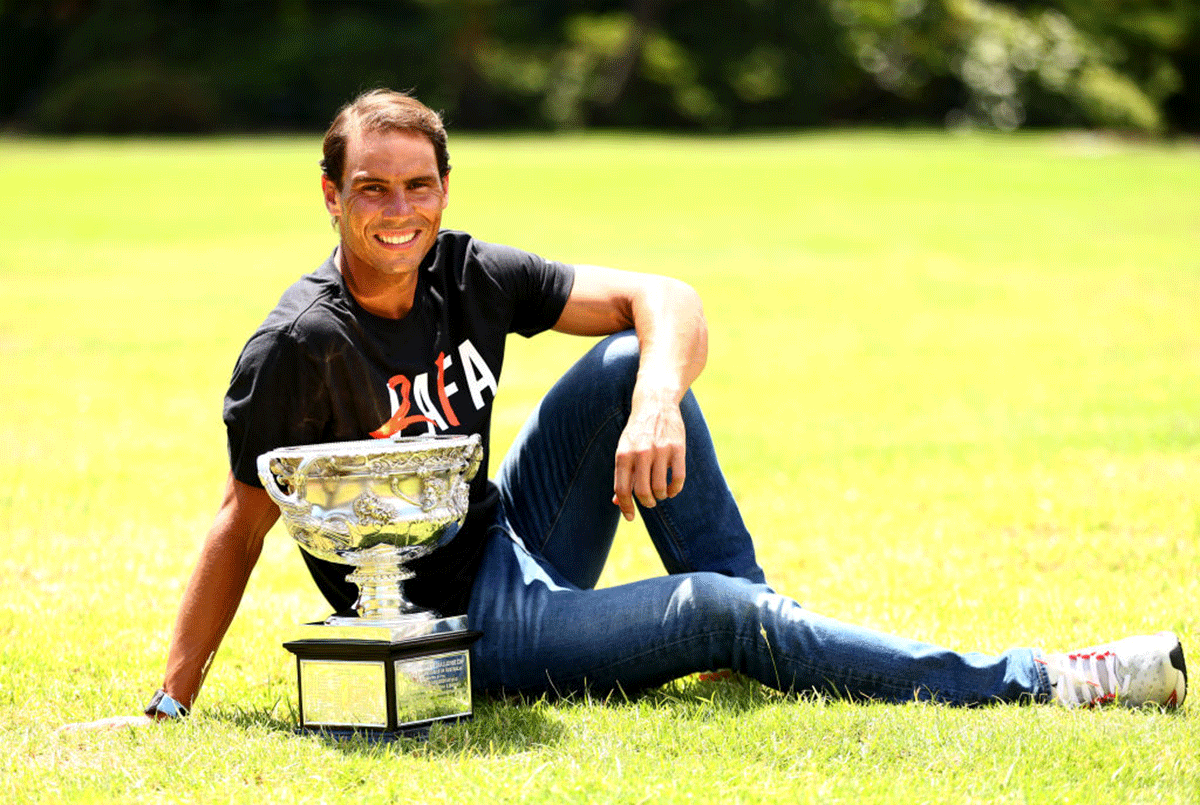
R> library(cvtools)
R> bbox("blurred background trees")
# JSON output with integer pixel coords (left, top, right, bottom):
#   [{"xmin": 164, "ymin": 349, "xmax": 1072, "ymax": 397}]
[{"xmin": 2, "ymin": 0, "xmax": 1196, "ymax": 134}]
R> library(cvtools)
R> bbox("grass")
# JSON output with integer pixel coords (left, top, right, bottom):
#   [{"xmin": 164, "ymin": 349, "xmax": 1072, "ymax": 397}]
[{"xmin": 1, "ymin": 130, "xmax": 1198, "ymax": 802}]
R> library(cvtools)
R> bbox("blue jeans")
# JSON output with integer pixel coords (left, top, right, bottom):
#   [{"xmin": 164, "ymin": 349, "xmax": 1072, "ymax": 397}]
[{"xmin": 467, "ymin": 332, "xmax": 1051, "ymax": 704}]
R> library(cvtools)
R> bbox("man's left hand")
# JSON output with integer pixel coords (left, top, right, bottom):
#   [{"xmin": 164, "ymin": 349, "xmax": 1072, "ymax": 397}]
[{"xmin": 612, "ymin": 393, "xmax": 687, "ymax": 521}]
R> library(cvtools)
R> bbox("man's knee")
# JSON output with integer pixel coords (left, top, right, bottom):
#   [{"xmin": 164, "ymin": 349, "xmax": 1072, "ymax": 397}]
[
  {"xmin": 595, "ymin": 330, "xmax": 640, "ymax": 382},
  {"xmin": 665, "ymin": 572, "xmax": 760, "ymax": 635},
  {"xmin": 566, "ymin": 330, "xmax": 640, "ymax": 404}
]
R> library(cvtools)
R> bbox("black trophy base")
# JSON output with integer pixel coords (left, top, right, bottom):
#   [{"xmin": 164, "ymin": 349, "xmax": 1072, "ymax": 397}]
[{"xmin": 283, "ymin": 627, "xmax": 482, "ymax": 739}]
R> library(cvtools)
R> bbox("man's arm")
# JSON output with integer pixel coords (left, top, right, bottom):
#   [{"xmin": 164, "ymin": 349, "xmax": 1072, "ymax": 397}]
[
  {"xmin": 552, "ymin": 265, "xmax": 708, "ymax": 521},
  {"xmin": 61, "ymin": 473, "xmax": 278, "ymax": 731},
  {"xmin": 159, "ymin": 474, "xmax": 279, "ymax": 711}
]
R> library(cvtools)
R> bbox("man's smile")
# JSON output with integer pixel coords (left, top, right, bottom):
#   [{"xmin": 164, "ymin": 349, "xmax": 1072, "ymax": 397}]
[{"xmin": 375, "ymin": 230, "xmax": 420, "ymax": 246}]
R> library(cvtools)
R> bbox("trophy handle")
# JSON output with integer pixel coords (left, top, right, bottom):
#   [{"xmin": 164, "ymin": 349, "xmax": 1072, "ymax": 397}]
[
  {"xmin": 463, "ymin": 439, "xmax": 483, "ymax": 483},
  {"xmin": 256, "ymin": 452, "xmax": 314, "ymax": 516}
]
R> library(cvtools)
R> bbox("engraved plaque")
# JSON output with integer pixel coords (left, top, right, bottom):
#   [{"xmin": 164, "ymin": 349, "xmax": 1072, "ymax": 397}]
[
  {"xmin": 299, "ymin": 659, "xmax": 387, "ymax": 728},
  {"xmin": 394, "ymin": 650, "xmax": 472, "ymax": 724}
]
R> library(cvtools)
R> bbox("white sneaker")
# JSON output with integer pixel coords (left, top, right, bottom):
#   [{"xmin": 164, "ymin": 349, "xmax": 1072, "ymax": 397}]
[{"xmin": 1037, "ymin": 631, "xmax": 1187, "ymax": 708}]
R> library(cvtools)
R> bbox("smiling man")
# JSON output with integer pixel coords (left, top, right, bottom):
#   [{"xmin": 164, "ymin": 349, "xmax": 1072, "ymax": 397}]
[
  {"xmin": 86, "ymin": 89, "xmax": 1186, "ymax": 728},
  {"xmin": 323, "ymin": 126, "xmax": 448, "ymax": 318}
]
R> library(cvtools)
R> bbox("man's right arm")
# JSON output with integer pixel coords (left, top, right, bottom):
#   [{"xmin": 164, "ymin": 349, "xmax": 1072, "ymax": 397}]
[
  {"xmin": 59, "ymin": 473, "xmax": 278, "ymax": 731},
  {"xmin": 159, "ymin": 473, "xmax": 279, "ymax": 712}
]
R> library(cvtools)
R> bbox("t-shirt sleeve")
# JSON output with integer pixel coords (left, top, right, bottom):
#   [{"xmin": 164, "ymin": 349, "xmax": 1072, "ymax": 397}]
[
  {"xmin": 223, "ymin": 329, "xmax": 328, "ymax": 488},
  {"xmin": 472, "ymin": 240, "xmax": 575, "ymax": 337}
]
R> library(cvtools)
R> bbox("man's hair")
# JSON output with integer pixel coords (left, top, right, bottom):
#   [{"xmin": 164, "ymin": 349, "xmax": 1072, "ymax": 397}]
[{"xmin": 321, "ymin": 89, "xmax": 450, "ymax": 187}]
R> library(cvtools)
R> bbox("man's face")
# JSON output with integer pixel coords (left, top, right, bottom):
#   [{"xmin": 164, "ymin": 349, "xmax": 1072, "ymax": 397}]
[{"xmin": 323, "ymin": 127, "xmax": 449, "ymax": 282}]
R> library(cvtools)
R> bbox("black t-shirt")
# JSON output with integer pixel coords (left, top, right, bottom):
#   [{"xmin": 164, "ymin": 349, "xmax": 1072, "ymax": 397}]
[{"xmin": 224, "ymin": 230, "xmax": 575, "ymax": 615}]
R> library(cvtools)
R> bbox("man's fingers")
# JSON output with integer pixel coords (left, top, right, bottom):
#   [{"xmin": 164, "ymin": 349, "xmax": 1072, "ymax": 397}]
[
  {"xmin": 613, "ymin": 455, "xmax": 636, "ymax": 521},
  {"xmin": 632, "ymin": 450, "xmax": 657, "ymax": 509},
  {"xmin": 615, "ymin": 443, "xmax": 688, "ymax": 520},
  {"xmin": 666, "ymin": 450, "xmax": 686, "ymax": 497},
  {"xmin": 612, "ymin": 402, "xmax": 688, "ymax": 519},
  {"xmin": 611, "ymin": 492, "xmax": 634, "ymax": 521},
  {"xmin": 614, "ymin": 448, "xmax": 658, "ymax": 518},
  {"xmin": 650, "ymin": 451, "xmax": 672, "ymax": 501}
]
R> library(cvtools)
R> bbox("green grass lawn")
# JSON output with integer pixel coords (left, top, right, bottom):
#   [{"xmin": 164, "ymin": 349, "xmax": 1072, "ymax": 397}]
[{"xmin": 2, "ymin": 131, "xmax": 1198, "ymax": 802}]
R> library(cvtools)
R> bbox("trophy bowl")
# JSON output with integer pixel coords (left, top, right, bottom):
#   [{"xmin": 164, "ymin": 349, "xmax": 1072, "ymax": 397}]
[{"xmin": 257, "ymin": 433, "xmax": 483, "ymax": 621}]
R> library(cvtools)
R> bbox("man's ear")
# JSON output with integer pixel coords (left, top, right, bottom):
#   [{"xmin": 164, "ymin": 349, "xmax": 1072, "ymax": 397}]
[{"xmin": 321, "ymin": 176, "xmax": 342, "ymax": 215}]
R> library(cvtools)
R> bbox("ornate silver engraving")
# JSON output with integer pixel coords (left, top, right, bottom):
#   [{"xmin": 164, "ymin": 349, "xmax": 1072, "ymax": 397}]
[
  {"xmin": 257, "ymin": 434, "xmax": 483, "ymax": 621},
  {"xmin": 352, "ymin": 490, "xmax": 397, "ymax": 526}
]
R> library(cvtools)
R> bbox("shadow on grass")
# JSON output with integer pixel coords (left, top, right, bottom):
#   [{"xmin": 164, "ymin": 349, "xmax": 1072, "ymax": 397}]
[
  {"xmin": 636, "ymin": 673, "xmax": 789, "ymax": 711},
  {"xmin": 201, "ymin": 673, "xmax": 792, "ymax": 756},
  {"xmin": 203, "ymin": 695, "xmax": 568, "ymax": 757},
  {"xmin": 530, "ymin": 671, "xmax": 801, "ymax": 714}
]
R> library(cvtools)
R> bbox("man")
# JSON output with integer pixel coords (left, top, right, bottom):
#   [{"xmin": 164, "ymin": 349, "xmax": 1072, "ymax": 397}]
[{"xmin": 78, "ymin": 89, "xmax": 1187, "ymax": 728}]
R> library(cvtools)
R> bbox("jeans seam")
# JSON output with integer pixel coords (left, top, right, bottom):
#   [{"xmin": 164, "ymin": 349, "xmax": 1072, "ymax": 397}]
[
  {"xmin": 535, "ymin": 404, "xmax": 627, "ymax": 554},
  {"xmin": 644, "ymin": 500, "xmax": 688, "ymax": 574}
]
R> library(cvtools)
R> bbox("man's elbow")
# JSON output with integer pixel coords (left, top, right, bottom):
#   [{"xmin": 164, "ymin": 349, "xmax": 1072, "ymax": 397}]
[
  {"xmin": 665, "ymin": 277, "xmax": 708, "ymax": 368},
  {"xmin": 661, "ymin": 276, "xmax": 703, "ymax": 314}
]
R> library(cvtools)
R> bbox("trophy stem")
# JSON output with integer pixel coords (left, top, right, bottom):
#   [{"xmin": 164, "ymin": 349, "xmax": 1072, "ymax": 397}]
[{"xmin": 346, "ymin": 553, "xmax": 427, "ymax": 620}]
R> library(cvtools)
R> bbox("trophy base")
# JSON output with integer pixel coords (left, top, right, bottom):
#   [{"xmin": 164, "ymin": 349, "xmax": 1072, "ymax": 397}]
[{"xmin": 283, "ymin": 616, "xmax": 481, "ymax": 738}]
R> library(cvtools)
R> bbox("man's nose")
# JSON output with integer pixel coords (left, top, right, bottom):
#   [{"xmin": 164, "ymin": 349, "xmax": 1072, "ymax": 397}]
[{"xmin": 384, "ymin": 189, "xmax": 413, "ymax": 216}]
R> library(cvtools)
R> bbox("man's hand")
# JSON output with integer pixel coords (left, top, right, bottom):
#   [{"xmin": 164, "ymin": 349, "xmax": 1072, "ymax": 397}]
[
  {"xmin": 56, "ymin": 715, "xmax": 154, "ymax": 733},
  {"xmin": 552, "ymin": 265, "xmax": 707, "ymax": 522},
  {"xmin": 612, "ymin": 390, "xmax": 687, "ymax": 521}
]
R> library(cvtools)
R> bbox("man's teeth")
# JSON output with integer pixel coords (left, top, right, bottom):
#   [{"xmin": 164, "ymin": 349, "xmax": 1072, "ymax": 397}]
[{"xmin": 377, "ymin": 231, "xmax": 418, "ymax": 245}]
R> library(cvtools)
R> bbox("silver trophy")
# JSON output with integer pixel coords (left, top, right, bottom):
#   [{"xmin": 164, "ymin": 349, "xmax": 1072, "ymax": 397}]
[{"xmin": 257, "ymin": 434, "xmax": 483, "ymax": 738}]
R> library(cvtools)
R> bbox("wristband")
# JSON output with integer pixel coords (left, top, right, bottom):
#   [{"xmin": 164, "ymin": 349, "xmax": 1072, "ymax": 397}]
[{"xmin": 144, "ymin": 689, "xmax": 189, "ymax": 720}]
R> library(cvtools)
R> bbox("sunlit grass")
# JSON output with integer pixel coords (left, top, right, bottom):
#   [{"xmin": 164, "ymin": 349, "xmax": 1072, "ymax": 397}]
[{"xmin": 2, "ymin": 131, "xmax": 1198, "ymax": 802}]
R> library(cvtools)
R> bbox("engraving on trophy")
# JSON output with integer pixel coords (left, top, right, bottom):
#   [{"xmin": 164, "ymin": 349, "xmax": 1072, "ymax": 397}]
[
  {"xmin": 352, "ymin": 490, "xmax": 397, "ymax": 527},
  {"xmin": 394, "ymin": 650, "xmax": 472, "ymax": 724},
  {"xmin": 300, "ymin": 659, "xmax": 388, "ymax": 728},
  {"xmin": 259, "ymin": 435, "xmax": 482, "ymax": 621}
]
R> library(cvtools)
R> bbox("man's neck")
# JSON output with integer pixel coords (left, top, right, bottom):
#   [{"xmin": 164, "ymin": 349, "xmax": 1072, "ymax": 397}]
[{"xmin": 334, "ymin": 247, "xmax": 419, "ymax": 320}]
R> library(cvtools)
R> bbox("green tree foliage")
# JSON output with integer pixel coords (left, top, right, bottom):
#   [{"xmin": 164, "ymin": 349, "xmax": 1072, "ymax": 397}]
[{"xmin": 1, "ymin": 0, "xmax": 1196, "ymax": 133}]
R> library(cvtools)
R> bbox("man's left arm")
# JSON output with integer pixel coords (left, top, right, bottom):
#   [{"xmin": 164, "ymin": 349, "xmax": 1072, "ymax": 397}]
[{"xmin": 552, "ymin": 265, "xmax": 708, "ymax": 521}]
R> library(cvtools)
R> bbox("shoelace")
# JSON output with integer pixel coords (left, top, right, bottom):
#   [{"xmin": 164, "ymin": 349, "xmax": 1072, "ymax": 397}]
[{"xmin": 1036, "ymin": 650, "xmax": 1130, "ymax": 706}]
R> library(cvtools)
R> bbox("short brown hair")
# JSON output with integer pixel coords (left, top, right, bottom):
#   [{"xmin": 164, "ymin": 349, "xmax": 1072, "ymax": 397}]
[{"xmin": 321, "ymin": 89, "xmax": 450, "ymax": 187}]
